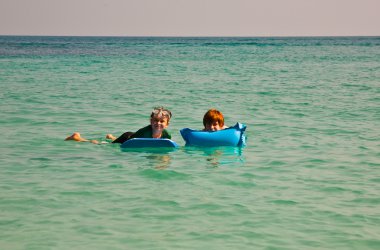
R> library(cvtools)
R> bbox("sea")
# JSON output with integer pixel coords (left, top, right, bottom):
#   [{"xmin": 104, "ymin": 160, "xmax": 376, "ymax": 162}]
[{"xmin": 0, "ymin": 36, "xmax": 379, "ymax": 249}]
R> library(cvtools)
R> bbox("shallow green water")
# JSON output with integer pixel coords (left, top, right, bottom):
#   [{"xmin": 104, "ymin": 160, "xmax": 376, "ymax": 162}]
[{"xmin": 0, "ymin": 36, "xmax": 379, "ymax": 249}]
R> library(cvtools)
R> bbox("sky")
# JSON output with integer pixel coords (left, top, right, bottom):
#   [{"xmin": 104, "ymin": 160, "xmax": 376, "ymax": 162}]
[{"xmin": 0, "ymin": 0, "xmax": 379, "ymax": 37}]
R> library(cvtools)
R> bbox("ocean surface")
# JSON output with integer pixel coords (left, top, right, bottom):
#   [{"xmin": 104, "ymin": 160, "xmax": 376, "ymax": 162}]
[{"xmin": 0, "ymin": 36, "xmax": 379, "ymax": 249}]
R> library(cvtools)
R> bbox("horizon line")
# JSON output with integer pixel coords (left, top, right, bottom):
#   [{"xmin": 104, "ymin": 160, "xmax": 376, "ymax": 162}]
[{"xmin": 1, "ymin": 34, "xmax": 379, "ymax": 38}]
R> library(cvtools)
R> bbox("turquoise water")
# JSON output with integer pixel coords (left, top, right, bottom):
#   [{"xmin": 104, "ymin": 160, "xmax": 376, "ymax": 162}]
[{"xmin": 0, "ymin": 36, "xmax": 379, "ymax": 249}]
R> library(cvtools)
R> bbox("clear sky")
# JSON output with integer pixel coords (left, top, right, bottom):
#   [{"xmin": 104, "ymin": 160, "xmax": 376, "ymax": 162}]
[{"xmin": 0, "ymin": 0, "xmax": 379, "ymax": 37}]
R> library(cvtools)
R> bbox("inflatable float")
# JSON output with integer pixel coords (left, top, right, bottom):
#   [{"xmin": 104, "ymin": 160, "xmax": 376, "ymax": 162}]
[
  {"xmin": 180, "ymin": 123, "xmax": 246, "ymax": 147},
  {"xmin": 120, "ymin": 138, "xmax": 179, "ymax": 148}
]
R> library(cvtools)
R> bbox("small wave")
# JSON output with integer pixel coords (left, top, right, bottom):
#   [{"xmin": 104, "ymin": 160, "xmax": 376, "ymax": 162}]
[{"xmin": 139, "ymin": 168, "xmax": 191, "ymax": 180}]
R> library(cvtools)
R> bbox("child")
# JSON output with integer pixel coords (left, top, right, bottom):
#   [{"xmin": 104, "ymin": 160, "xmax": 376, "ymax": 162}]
[
  {"xmin": 202, "ymin": 109, "xmax": 228, "ymax": 131},
  {"xmin": 65, "ymin": 107, "xmax": 172, "ymax": 144}
]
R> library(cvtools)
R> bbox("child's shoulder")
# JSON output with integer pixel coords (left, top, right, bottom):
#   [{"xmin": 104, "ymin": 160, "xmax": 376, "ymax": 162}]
[{"xmin": 162, "ymin": 129, "xmax": 171, "ymax": 138}]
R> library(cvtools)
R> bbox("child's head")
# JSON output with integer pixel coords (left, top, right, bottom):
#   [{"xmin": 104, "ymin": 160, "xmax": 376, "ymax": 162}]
[
  {"xmin": 150, "ymin": 106, "xmax": 172, "ymax": 130},
  {"xmin": 203, "ymin": 109, "xmax": 225, "ymax": 131}
]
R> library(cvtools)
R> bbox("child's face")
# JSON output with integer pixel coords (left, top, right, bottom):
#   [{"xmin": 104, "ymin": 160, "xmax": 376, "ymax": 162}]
[
  {"xmin": 150, "ymin": 115, "xmax": 169, "ymax": 131},
  {"xmin": 204, "ymin": 121, "xmax": 223, "ymax": 131}
]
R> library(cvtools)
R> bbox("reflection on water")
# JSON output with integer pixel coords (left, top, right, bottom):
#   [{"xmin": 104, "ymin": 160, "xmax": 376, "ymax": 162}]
[
  {"xmin": 120, "ymin": 146, "xmax": 245, "ymax": 169},
  {"xmin": 145, "ymin": 154, "xmax": 171, "ymax": 169},
  {"xmin": 120, "ymin": 147, "xmax": 177, "ymax": 169},
  {"xmin": 183, "ymin": 146, "xmax": 245, "ymax": 168}
]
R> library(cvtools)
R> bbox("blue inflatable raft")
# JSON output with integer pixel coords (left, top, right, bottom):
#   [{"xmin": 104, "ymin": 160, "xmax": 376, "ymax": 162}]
[
  {"xmin": 180, "ymin": 123, "xmax": 247, "ymax": 147},
  {"xmin": 120, "ymin": 138, "xmax": 179, "ymax": 148}
]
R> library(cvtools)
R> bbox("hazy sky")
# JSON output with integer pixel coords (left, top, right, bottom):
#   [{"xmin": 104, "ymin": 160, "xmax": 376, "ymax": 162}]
[{"xmin": 1, "ymin": 0, "xmax": 379, "ymax": 36}]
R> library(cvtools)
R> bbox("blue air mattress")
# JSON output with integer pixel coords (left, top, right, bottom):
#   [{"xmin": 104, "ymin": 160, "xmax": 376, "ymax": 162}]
[
  {"xmin": 120, "ymin": 138, "xmax": 179, "ymax": 148},
  {"xmin": 180, "ymin": 123, "xmax": 246, "ymax": 147}
]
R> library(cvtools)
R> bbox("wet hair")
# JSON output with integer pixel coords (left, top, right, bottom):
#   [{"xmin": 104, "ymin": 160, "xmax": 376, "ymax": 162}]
[
  {"xmin": 151, "ymin": 106, "xmax": 172, "ymax": 121},
  {"xmin": 203, "ymin": 109, "xmax": 224, "ymax": 127}
]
